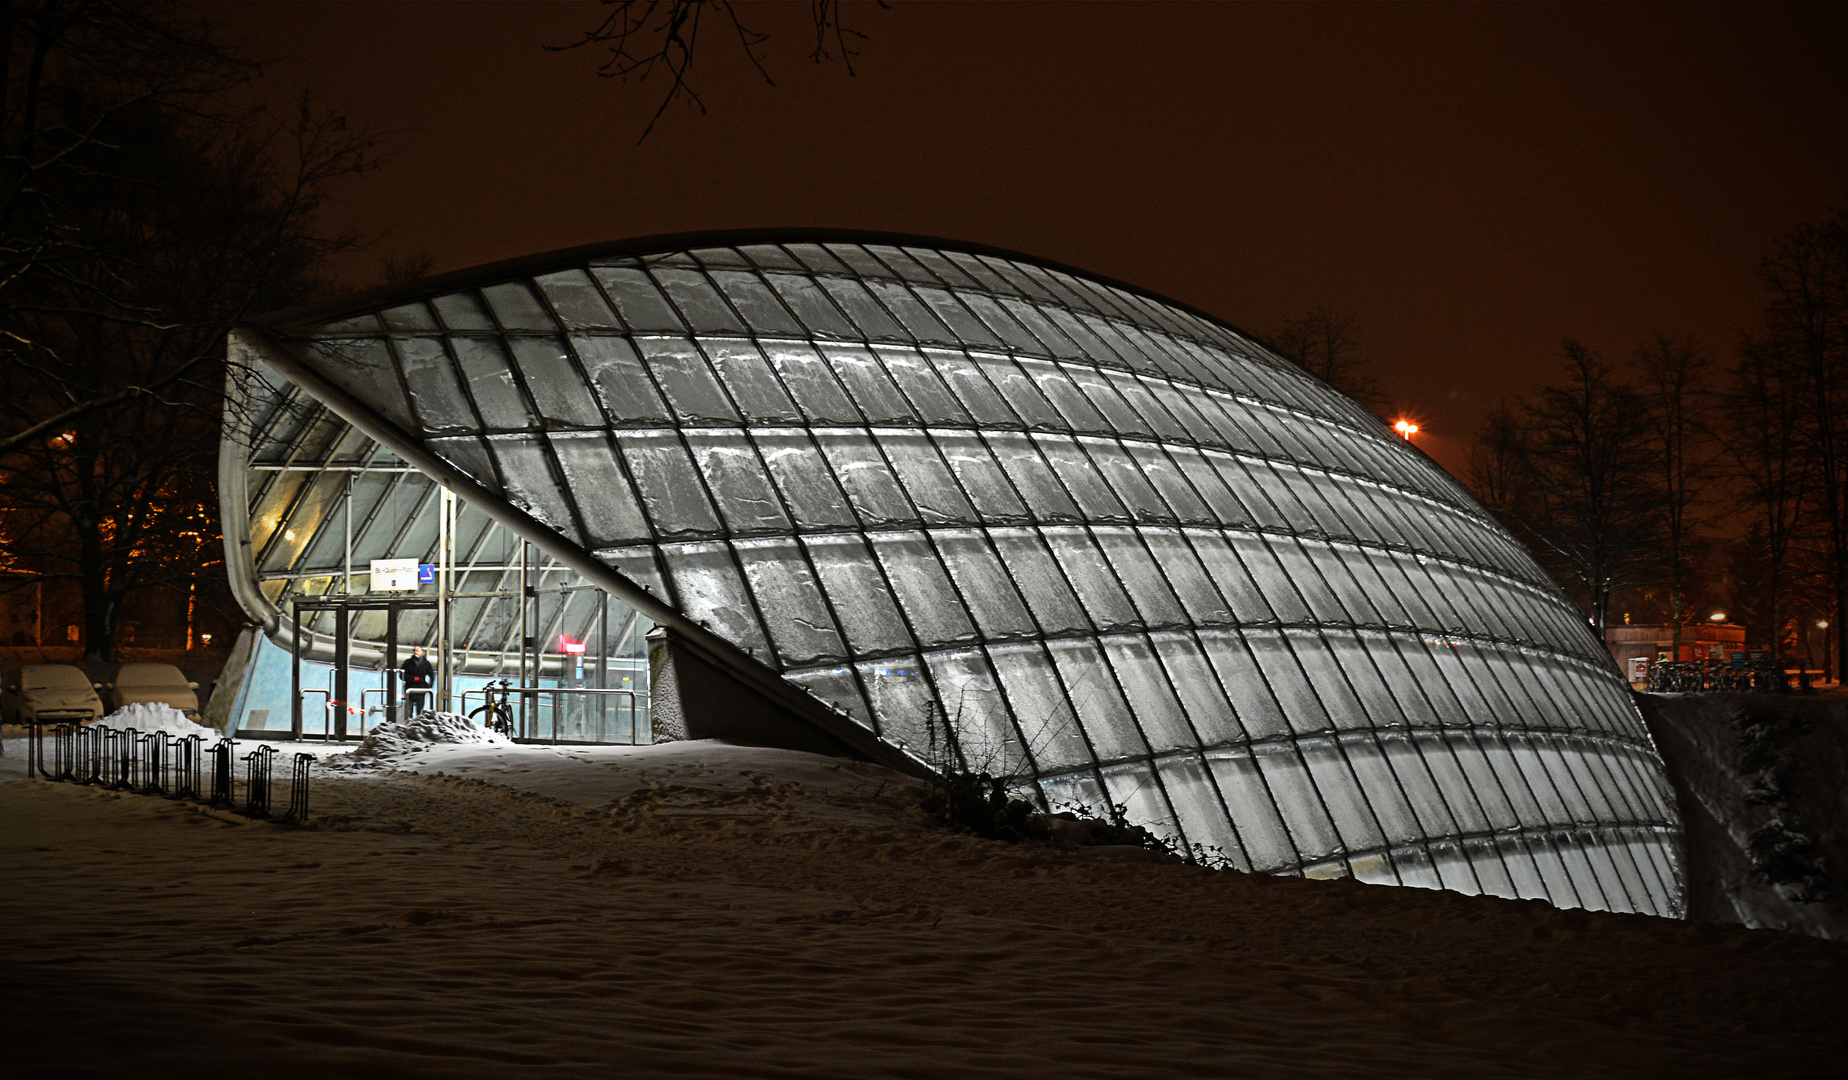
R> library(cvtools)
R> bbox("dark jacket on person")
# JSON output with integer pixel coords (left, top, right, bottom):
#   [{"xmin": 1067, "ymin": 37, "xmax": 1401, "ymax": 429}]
[{"xmin": 403, "ymin": 654, "xmax": 435, "ymax": 689}]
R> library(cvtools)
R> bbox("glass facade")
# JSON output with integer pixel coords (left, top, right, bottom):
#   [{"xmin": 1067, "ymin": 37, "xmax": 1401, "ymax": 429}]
[{"xmin": 231, "ymin": 233, "xmax": 1684, "ymax": 916}]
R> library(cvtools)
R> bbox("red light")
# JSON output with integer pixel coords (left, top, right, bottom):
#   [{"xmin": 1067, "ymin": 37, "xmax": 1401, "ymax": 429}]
[{"xmin": 559, "ymin": 635, "xmax": 587, "ymax": 655}]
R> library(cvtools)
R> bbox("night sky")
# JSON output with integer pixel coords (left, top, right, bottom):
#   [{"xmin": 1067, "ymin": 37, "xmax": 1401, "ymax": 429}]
[{"xmin": 227, "ymin": 1, "xmax": 1848, "ymax": 477}]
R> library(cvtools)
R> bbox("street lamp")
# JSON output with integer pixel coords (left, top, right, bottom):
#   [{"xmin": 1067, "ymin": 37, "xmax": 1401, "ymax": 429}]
[
  {"xmin": 1709, "ymin": 612, "xmax": 1726, "ymax": 622},
  {"xmin": 1393, "ymin": 420, "xmax": 1419, "ymax": 440}
]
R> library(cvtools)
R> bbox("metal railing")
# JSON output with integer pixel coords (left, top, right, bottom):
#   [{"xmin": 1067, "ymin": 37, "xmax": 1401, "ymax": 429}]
[
  {"xmin": 458, "ymin": 685, "xmax": 643, "ymax": 744},
  {"xmin": 28, "ymin": 722, "xmax": 312, "ymax": 823}
]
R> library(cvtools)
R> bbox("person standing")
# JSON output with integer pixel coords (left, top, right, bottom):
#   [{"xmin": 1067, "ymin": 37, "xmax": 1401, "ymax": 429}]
[{"xmin": 403, "ymin": 645, "xmax": 435, "ymax": 716}]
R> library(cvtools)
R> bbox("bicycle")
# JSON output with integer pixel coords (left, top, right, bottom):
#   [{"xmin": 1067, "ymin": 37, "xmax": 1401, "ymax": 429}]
[{"xmin": 468, "ymin": 679, "xmax": 517, "ymax": 739}]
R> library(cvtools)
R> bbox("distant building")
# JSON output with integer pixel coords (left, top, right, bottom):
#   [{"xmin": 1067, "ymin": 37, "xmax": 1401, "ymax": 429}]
[{"xmin": 1605, "ymin": 623, "xmax": 1747, "ymax": 685}]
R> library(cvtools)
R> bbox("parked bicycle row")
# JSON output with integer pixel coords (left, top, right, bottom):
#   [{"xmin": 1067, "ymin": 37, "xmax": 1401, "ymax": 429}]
[
  {"xmin": 26, "ymin": 723, "xmax": 311, "ymax": 822},
  {"xmin": 1643, "ymin": 660, "xmax": 1805, "ymax": 694}
]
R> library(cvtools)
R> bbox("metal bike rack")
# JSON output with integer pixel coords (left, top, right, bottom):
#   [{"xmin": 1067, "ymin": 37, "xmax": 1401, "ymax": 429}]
[{"xmin": 282, "ymin": 753, "xmax": 313, "ymax": 823}]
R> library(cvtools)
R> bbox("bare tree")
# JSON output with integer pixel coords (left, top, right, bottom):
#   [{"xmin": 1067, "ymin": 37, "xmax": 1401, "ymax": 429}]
[
  {"xmin": 0, "ymin": 4, "xmax": 376, "ymax": 658},
  {"xmin": 1751, "ymin": 211, "xmax": 1848, "ymax": 676},
  {"xmin": 1267, "ymin": 307, "xmax": 1385, "ymax": 410},
  {"xmin": 551, "ymin": 0, "xmax": 886, "ymax": 142},
  {"xmin": 1469, "ymin": 340, "xmax": 1662, "ymax": 632},
  {"xmin": 1632, "ymin": 331, "xmax": 1716, "ymax": 659}
]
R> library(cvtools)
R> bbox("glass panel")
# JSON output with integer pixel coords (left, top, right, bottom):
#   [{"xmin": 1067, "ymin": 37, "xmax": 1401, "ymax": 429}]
[
  {"xmin": 870, "ymin": 532, "xmax": 977, "ymax": 647},
  {"xmin": 451, "ymin": 336, "xmax": 535, "ymax": 430},
  {"xmin": 380, "ymin": 301, "xmax": 438, "ymax": 332},
  {"xmin": 761, "ymin": 341, "xmax": 861, "ymax": 423},
  {"xmin": 597, "ymin": 545, "xmax": 669, "ymax": 600},
  {"xmin": 1440, "ymin": 731, "xmax": 1516, "ymax": 830},
  {"xmin": 1252, "ymin": 743, "xmax": 1341, "ymax": 861},
  {"xmin": 1197, "ymin": 628, "xmax": 1286, "ymax": 740},
  {"xmin": 1100, "ymin": 762, "xmax": 1181, "ymax": 847},
  {"xmin": 708, "ymin": 270, "xmax": 803, "ymax": 335},
  {"xmin": 805, "ymin": 534, "xmax": 912, "ymax": 655},
  {"xmin": 570, "ymin": 335, "xmax": 673, "ymax": 424},
  {"xmin": 1082, "ymin": 437, "xmax": 1171, "ymax": 520},
  {"xmin": 392, "ymin": 337, "xmax": 475, "ymax": 433},
  {"xmin": 1243, "ymin": 629, "xmax": 1329, "ymax": 734},
  {"xmin": 934, "ymin": 530, "xmax": 1035, "ymax": 639},
  {"xmin": 877, "ymin": 432, "xmax": 977, "ymax": 525},
  {"xmin": 1205, "ymin": 747, "xmax": 1297, "ymax": 870},
  {"xmin": 988, "ymin": 432, "xmax": 1081, "ymax": 521},
  {"xmin": 1099, "ymin": 634, "xmax": 1195, "ymax": 753},
  {"xmin": 1189, "ymin": 532, "xmax": 1274, "ymax": 622},
  {"xmin": 974, "ymin": 354, "xmax": 1063, "ymax": 428},
  {"xmin": 754, "ymin": 430, "xmax": 857, "ymax": 530},
  {"xmin": 817, "ymin": 433, "xmax": 918, "ymax": 527},
  {"xmin": 986, "ymin": 528, "xmax": 1091, "ymax": 635},
  {"xmin": 548, "ymin": 431, "xmax": 650, "ymax": 544},
  {"xmin": 480, "ymin": 281, "xmax": 557, "ymax": 331},
  {"xmin": 651, "ymin": 268, "xmax": 746, "ymax": 333},
  {"xmin": 934, "ymin": 432, "xmax": 1030, "ymax": 522},
  {"xmin": 662, "ymin": 541, "xmax": 768, "ymax": 658},
  {"xmin": 864, "ymin": 278, "xmax": 957, "ymax": 344},
  {"xmin": 916, "ymin": 286, "xmax": 1005, "ymax": 348},
  {"xmin": 783, "ymin": 666, "xmax": 869, "ymax": 725},
  {"xmin": 427, "ymin": 436, "xmax": 501, "ymax": 495},
  {"xmin": 761, "ymin": 272, "xmax": 856, "ymax": 337},
  {"xmin": 684, "ymin": 431, "xmax": 792, "ymax": 534},
  {"xmin": 927, "ymin": 348, "xmax": 1017, "ymax": 425},
  {"xmin": 1300, "ymin": 738, "xmax": 1385, "ymax": 851},
  {"xmin": 821, "ymin": 343, "xmax": 914, "ymax": 424},
  {"xmin": 590, "ymin": 267, "xmax": 685, "ymax": 332},
  {"xmin": 988, "ymin": 643, "xmax": 1089, "ymax": 771},
  {"xmin": 924, "ymin": 648, "xmax": 1022, "ymax": 776},
  {"xmin": 1141, "ymin": 529, "xmax": 1232, "ymax": 625},
  {"xmin": 1042, "ymin": 526, "xmax": 1139, "ymax": 630},
  {"xmin": 1268, "ymin": 538, "xmax": 1345, "ymax": 623},
  {"xmin": 1341, "ymin": 737, "xmax": 1421, "ymax": 846},
  {"xmin": 1230, "ymin": 535, "xmax": 1309, "ymax": 623},
  {"xmin": 815, "ymin": 276, "xmax": 906, "ymax": 338},
  {"xmin": 1156, "ymin": 755, "xmax": 1250, "ymax": 871},
  {"xmin": 699, "ymin": 339, "xmax": 803, "ymax": 422},
  {"xmin": 507, "ymin": 338, "xmax": 603, "ymax": 426},
  {"xmin": 1124, "ymin": 443, "xmax": 1212, "ymax": 522},
  {"xmin": 874, "ymin": 346, "xmax": 968, "ymax": 424},
  {"xmin": 856, "ymin": 655, "xmax": 933, "ymax": 746},
  {"xmin": 1092, "ymin": 526, "xmax": 1185, "ymax": 626},
  {"xmin": 1148, "ymin": 631, "xmax": 1240, "ymax": 745},
  {"xmin": 616, "ymin": 431, "xmax": 721, "ymax": 536},
  {"xmin": 430, "ymin": 290, "xmax": 495, "ymax": 330},
  {"xmin": 637, "ymin": 338, "xmax": 740, "ymax": 424},
  {"xmin": 733, "ymin": 537, "xmax": 845, "ymax": 665},
  {"xmin": 1033, "ymin": 434, "xmax": 1127, "ymax": 520}
]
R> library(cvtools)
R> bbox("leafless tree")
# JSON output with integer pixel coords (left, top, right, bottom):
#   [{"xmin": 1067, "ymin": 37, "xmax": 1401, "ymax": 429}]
[
  {"xmin": 550, "ymin": 0, "xmax": 886, "ymax": 142},
  {"xmin": 1267, "ymin": 307, "xmax": 1385, "ymax": 410},
  {"xmin": 1469, "ymin": 340, "xmax": 1663, "ymax": 632},
  {"xmin": 1633, "ymin": 331, "xmax": 1717, "ymax": 658},
  {"xmin": 0, "ymin": 3, "xmax": 377, "ymax": 658},
  {"xmin": 1749, "ymin": 211, "xmax": 1848, "ymax": 675}
]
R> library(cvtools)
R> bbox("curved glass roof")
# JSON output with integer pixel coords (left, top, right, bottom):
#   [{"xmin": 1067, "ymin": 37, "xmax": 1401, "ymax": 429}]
[{"xmin": 236, "ymin": 230, "xmax": 1685, "ymax": 917}]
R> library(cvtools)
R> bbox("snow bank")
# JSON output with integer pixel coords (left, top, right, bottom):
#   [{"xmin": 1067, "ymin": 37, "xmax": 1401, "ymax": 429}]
[
  {"xmin": 321, "ymin": 711, "xmax": 512, "ymax": 770},
  {"xmin": 100, "ymin": 703, "xmax": 222, "ymax": 741},
  {"xmin": 1638, "ymin": 691, "xmax": 1848, "ymax": 940}
]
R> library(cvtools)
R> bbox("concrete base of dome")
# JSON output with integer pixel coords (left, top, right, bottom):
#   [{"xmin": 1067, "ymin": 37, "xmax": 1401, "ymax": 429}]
[{"xmin": 646, "ymin": 626, "xmax": 864, "ymax": 760}]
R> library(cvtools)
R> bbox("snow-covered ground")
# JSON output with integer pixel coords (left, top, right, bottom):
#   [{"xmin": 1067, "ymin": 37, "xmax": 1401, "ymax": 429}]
[{"xmin": 5, "ymin": 721, "xmax": 1846, "ymax": 1077}]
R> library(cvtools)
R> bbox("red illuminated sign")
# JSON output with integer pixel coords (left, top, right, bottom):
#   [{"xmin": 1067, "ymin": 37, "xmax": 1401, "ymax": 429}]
[{"xmin": 559, "ymin": 635, "xmax": 587, "ymax": 655}]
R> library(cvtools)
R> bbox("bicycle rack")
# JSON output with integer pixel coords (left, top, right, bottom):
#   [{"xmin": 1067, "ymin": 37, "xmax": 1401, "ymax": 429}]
[
  {"xmin": 208, "ymin": 739, "xmax": 235, "ymax": 809},
  {"xmin": 282, "ymin": 754, "xmax": 313, "ymax": 824},
  {"xmin": 170, "ymin": 734, "xmax": 203, "ymax": 800},
  {"xmin": 137, "ymin": 732, "xmax": 168, "ymax": 795},
  {"xmin": 242, "ymin": 745, "xmax": 277, "ymax": 818}
]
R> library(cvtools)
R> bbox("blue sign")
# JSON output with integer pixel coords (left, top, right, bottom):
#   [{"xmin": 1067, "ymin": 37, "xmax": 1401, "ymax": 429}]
[{"xmin": 418, "ymin": 563, "xmax": 435, "ymax": 584}]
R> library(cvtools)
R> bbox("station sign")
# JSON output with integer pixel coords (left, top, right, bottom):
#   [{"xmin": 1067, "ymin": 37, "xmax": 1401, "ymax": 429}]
[{"xmin": 369, "ymin": 558, "xmax": 421, "ymax": 592}]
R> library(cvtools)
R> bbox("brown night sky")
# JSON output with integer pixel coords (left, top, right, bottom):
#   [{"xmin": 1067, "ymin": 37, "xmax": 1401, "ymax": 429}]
[{"xmin": 225, "ymin": 1, "xmax": 1848, "ymax": 477}]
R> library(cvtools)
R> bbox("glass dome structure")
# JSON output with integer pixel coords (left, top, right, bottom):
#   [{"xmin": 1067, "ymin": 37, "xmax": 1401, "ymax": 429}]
[{"xmin": 227, "ymin": 230, "xmax": 1685, "ymax": 917}]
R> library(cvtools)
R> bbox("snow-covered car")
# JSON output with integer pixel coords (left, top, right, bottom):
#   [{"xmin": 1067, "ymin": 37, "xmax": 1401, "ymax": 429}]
[
  {"xmin": 5, "ymin": 664, "xmax": 105, "ymax": 725},
  {"xmin": 105, "ymin": 663, "xmax": 201, "ymax": 720}
]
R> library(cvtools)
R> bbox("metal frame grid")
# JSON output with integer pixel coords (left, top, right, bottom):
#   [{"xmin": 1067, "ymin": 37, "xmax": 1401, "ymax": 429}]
[{"xmin": 240, "ymin": 234, "xmax": 1685, "ymax": 916}]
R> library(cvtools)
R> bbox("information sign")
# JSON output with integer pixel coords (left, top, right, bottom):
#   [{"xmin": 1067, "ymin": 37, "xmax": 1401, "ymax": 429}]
[{"xmin": 370, "ymin": 558, "xmax": 421, "ymax": 592}]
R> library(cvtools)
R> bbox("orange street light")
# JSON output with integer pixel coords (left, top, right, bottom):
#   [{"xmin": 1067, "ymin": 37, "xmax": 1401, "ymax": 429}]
[
  {"xmin": 1393, "ymin": 420, "xmax": 1420, "ymax": 439},
  {"xmin": 1709, "ymin": 612, "xmax": 1726, "ymax": 622}
]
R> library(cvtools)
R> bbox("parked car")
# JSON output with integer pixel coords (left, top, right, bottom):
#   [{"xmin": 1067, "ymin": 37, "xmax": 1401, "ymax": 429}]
[
  {"xmin": 5, "ymin": 664, "xmax": 105, "ymax": 725},
  {"xmin": 105, "ymin": 663, "xmax": 201, "ymax": 720}
]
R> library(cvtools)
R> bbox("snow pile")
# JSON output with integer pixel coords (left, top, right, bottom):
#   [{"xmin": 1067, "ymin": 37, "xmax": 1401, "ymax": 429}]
[
  {"xmin": 1637, "ymin": 691, "xmax": 1848, "ymax": 940},
  {"xmin": 322, "ymin": 711, "xmax": 512, "ymax": 770},
  {"xmin": 100, "ymin": 703, "xmax": 221, "ymax": 741}
]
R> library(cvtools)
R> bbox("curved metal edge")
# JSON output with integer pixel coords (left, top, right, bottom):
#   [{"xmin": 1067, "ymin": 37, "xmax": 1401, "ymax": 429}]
[
  {"xmin": 218, "ymin": 353, "xmax": 285, "ymax": 642},
  {"xmin": 249, "ymin": 227, "xmax": 1285, "ymax": 362},
  {"xmin": 229, "ymin": 327, "xmax": 935, "ymax": 782}
]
